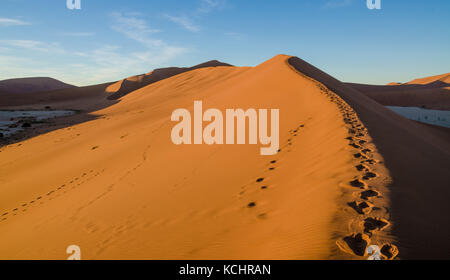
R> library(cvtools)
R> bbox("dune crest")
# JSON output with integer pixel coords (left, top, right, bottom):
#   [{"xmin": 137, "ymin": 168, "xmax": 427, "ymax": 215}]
[
  {"xmin": 288, "ymin": 57, "xmax": 450, "ymax": 259},
  {"xmin": 0, "ymin": 55, "xmax": 448, "ymax": 260},
  {"xmin": 406, "ymin": 72, "xmax": 450, "ymax": 85},
  {"xmin": 0, "ymin": 55, "xmax": 377, "ymax": 260},
  {"xmin": 105, "ymin": 60, "xmax": 233, "ymax": 100}
]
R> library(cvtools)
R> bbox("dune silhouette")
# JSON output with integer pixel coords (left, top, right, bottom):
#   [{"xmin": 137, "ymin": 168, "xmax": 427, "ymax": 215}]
[{"xmin": 0, "ymin": 77, "xmax": 75, "ymax": 95}]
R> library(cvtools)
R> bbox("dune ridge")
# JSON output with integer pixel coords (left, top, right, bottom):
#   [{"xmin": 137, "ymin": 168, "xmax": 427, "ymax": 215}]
[
  {"xmin": 0, "ymin": 55, "xmax": 448, "ymax": 260},
  {"xmin": 347, "ymin": 73, "xmax": 450, "ymax": 110},
  {"xmin": 289, "ymin": 57, "xmax": 450, "ymax": 259},
  {"xmin": 0, "ymin": 55, "xmax": 377, "ymax": 260},
  {"xmin": 407, "ymin": 73, "xmax": 450, "ymax": 85},
  {"xmin": 106, "ymin": 60, "xmax": 232, "ymax": 100}
]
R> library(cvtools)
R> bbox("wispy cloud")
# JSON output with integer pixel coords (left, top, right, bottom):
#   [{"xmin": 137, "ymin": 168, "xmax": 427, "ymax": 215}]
[
  {"xmin": 0, "ymin": 17, "xmax": 31, "ymax": 26},
  {"xmin": 0, "ymin": 13, "xmax": 188, "ymax": 85},
  {"xmin": 0, "ymin": 40, "xmax": 66, "ymax": 54},
  {"xmin": 164, "ymin": 14, "xmax": 200, "ymax": 32},
  {"xmin": 164, "ymin": 0, "xmax": 225, "ymax": 33},
  {"xmin": 111, "ymin": 12, "xmax": 163, "ymax": 47},
  {"xmin": 110, "ymin": 12, "xmax": 186, "ymax": 62},
  {"xmin": 62, "ymin": 32, "xmax": 95, "ymax": 37},
  {"xmin": 197, "ymin": 0, "xmax": 225, "ymax": 14},
  {"xmin": 324, "ymin": 0, "xmax": 353, "ymax": 8}
]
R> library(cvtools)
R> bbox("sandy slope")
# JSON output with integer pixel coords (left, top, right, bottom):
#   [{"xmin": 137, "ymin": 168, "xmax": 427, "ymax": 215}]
[
  {"xmin": 0, "ymin": 55, "xmax": 382, "ymax": 260},
  {"xmin": 106, "ymin": 60, "xmax": 232, "ymax": 100},
  {"xmin": 347, "ymin": 73, "xmax": 450, "ymax": 110},
  {"xmin": 1, "ymin": 55, "xmax": 448, "ymax": 260},
  {"xmin": 289, "ymin": 57, "xmax": 450, "ymax": 259}
]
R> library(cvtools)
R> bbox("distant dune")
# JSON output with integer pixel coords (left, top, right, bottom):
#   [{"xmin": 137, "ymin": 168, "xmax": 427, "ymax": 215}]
[
  {"xmin": 346, "ymin": 73, "xmax": 450, "ymax": 110},
  {"xmin": 106, "ymin": 60, "xmax": 233, "ymax": 100},
  {"xmin": 0, "ymin": 61, "xmax": 232, "ymax": 110},
  {"xmin": 0, "ymin": 77, "xmax": 75, "ymax": 95},
  {"xmin": 406, "ymin": 72, "xmax": 450, "ymax": 85},
  {"xmin": 0, "ymin": 56, "xmax": 449, "ymax": 260}
]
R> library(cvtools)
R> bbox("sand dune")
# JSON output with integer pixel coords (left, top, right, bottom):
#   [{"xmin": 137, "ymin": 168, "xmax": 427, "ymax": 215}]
[
  {"xmin": 406, "ymin": 73, "xmax": 450, "ymax": 85},
  {"xmin": 289, "ymin": 57, "xmax": 450, "ymax": 259},
  {"xmin": 0, "ymin": 55, "xmax": 380, "ymax": 260},
  {"xmin": 0, "ymin": 77, "xmax": 75, "ymax": 95},
  {"xmin": 0, "ymin": 55, "xmax": 448, "ymax": 260},
  {"xmin": 0, "ymin": 61, "xmax": 231, "ymax": 111},
  {"xmin": 106, "ymin": 60, "xmax": 232, "ymax": 100},
  {"xmin": 0, "ymin": 78, "xmax": 76, "ymax": 108},
  {"xmin": 347, "ymin": 73, "xmax": 450, "ymax": 110}
]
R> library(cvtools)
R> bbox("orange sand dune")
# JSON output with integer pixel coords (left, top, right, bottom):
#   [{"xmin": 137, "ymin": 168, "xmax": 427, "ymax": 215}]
[
  {"xmin": 0, "ymin": 55, "xmax": 448, "ymax": 260},
  {"xmin": 106, "ymin": 60, "xmax": 232, "ymax": 100},
  {"xmin": 346, "ymin": 73, "xmax": 450, "ymax": 110},
  {"xmin": 0, "ymin": 55, "xmax": 384, "ymax": 260},
  {"xmin": 0, "ymin": 61, "xmax": 231, "ymax": 111},
  {"xmin": 406, "ymin": 72, "xmax": 450, "ymax": 85}
]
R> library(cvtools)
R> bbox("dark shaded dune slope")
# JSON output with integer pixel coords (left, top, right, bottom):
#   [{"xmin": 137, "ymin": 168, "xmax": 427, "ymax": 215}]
[
  {"xmin": 289, "ymin": 57, "xmax": 450, "ymax": 259},
  {"xmin": 346, "ymin": 82, "xmax": 450, "ymax": 110}
]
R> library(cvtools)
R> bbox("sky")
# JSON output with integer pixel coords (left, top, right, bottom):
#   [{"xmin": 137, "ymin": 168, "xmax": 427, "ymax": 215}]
[{"xmin": 0, "ymin": 0, "xmax": 449, "ymax": 86}]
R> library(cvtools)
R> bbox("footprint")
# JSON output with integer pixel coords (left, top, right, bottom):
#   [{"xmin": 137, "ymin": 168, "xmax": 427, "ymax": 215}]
[
  {"xmin": 348, "ymin": 201, "xmax": 373, "ymax": 215},
  {"xmin": 258, "ymin": 213, "xmax": 267, "ymax": 219},
  {"xmin": 350, "ymin": 179, "xmax": 366, "ymax": 189},
  {"xmin": 363, "ymin": 172, "xmax": 377, "ymax": 180},
  {"xmin": 363, "ymin": 217, "xmax": 390, "ymax": 235},
  {"xmin": 337, "ymin": 233, "xmax": 371, "ymax": 257},
  {"xmin": 353, "ymin": 153, "xmax": 367, "ymax": 159},
  {"xmin": 247, "ymin": 202, "xmax": 256, "ymax": 208},
  {"xmin": 381, "ymin": 244, "xmax": 399, "ymax": 260},
  {"xmin": 261, "ymin": 186, "xmax": 268, "ymax": 190},
  {"xmin": 360, "ymin": 189, "xmax": 380, "ymax": 200},
  {"xmin": 256, "ymin": 178, "xmax": 264, "ymax": 183},
  {"xmin": 361, "ymin": 159, "xmax": 378, "ymax": 165},
  {"xmin": 355, "ymin": 164, "xmax": 368, "ymax": 172}
]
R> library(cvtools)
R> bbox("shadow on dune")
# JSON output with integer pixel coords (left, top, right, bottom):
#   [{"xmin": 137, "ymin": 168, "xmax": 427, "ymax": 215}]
[
  {"xmin": 288, "ymin": 56, "xmax": 450, "ymax": 259},
  {"xmin": 346, "ymin": 81, "xmax": 450, "ymax": 110}
]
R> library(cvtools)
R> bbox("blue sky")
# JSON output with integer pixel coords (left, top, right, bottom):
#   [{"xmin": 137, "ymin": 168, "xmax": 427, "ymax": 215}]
[{"xmin": 0, "ymin": 0, "xmax": 449, "ymax": 86}]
